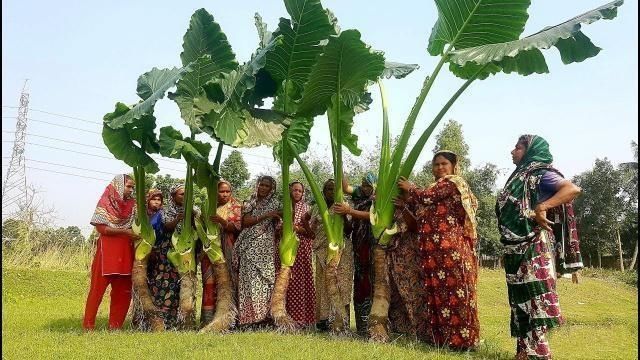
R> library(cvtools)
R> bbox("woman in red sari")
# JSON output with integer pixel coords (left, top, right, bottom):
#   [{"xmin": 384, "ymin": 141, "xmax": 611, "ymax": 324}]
[
  {"xmin": 398, "ymin": 150, "xmax": 480, "ymax": 350},
  {"xmin": 200, "ymin": 179, "xmax": 242, "ymax": 327},
  {"xmin": 284, "ymin": 181, "xmax": 315, "ymax": 328},
  {"xmin": 83, "ymin": 174, "xmax": 139, "ymax": 330}
]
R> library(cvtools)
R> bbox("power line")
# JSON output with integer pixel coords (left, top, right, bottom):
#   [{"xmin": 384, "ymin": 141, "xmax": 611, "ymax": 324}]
[
  {"xmin": 25, "ymin": 166, "xmax": 111, "ymax": 182},
  {"xmin": 2, "ymin": 106, "xmax": 101, "ymax": 125},
  {"xmin": 29, "ymin": 118, "xmax": 101, "ymax": 134},
  {"xmin": 24, "ymin": 158, "xmax": 123, "ymax": 176}
]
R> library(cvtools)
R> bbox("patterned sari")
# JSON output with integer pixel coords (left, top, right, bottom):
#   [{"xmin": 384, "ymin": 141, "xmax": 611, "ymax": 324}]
[
  {"xmin": 234, "ymin": 176, "xmax": 281, "ymax": 325},
  {"xmin": 410, "ymin": 175, "xmax": 480, "ymax": 350},
  {"xmin": 200, "ymin": 180, "xmax": 242, "ymax": 327},
  {"xmin": 497, "ymin": 135, "xmax": 583, "ymax": 360},
  {"xmin": 387, "ymin": 203, "xmax": 422, "ymax": 337},
  {"xmin": 284, "ymin": 184, "xmax": 316, "ymax": 326}
]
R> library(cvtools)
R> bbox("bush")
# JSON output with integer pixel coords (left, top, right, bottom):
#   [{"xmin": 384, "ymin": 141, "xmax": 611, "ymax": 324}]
[{"xmin": 580, "ymin": 267, "xmax": 638, "ymax": 288}]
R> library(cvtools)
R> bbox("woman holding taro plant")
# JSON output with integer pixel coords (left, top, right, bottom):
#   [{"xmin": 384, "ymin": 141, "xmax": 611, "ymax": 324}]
[
  {"xmin": 199, "ymin": 179, "xmax": 242, "ymax": 328},
  {"xmin": 282, "ymin": 181, "xmax": 316, "ymax": 329},
  {"xmin": 131, "ymin": 188, "xmax": 170, "ymax": 330},
  {"xmin": 312, "ymin": 179, "xmax": 354, "ymax": 331},
  {"xmin": 397, "ymin": 150, "xmax": 480, "ymax": 350},
  {"xmin": 336, "ymin": 173, "xmax": 377, "ymax": 335},
  {"xmin": 83, "ymin": 174, "xmax": 139, "ymax": 331},
  {"xmin": 234, "ymin": 176, "xmax": 282, "ymax": 327}
]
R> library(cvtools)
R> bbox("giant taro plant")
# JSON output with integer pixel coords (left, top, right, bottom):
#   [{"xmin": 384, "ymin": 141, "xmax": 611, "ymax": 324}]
[{"xmin": 366, "ymin": 0, "xmax": 624, "ymax": 342}]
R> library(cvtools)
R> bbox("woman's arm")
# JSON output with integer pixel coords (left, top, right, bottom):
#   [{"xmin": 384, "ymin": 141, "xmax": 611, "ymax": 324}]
[
  {"xmin": 295, "ymin": 212, "xmax": 314, "ymax": 238},
  {"xmin": 332, "ymin": 202, "xmax": 369, "ymax": 220},
  {"xmin": 242, "ymin": 210, "xmax": 281, "ymax": 228},
  {"xmin": 95, "ymin": 224, "xmax": 139, "ymax": 240},
  {"xmin": 534, "ymin": 180, "xmax": 582, "ymax": 231},
  {"xmin": 163, "ymin": 213, "xmax": 183, "ymax": 232}
]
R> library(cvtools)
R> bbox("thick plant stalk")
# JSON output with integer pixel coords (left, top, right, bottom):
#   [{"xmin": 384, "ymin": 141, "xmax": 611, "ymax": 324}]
[
  {"xmin": 368, "ymin": 245, "xmax": 390, "ymax": 342},
  {"xmin": 178, "ymin": 271, "xmax": 197, "ymax": 329},
  {"xmin": 200, "ymin": 261, "xmax": 237, "ymax": 333},
  {"xmin": 131, "ymin": 166, "xmax": 163, "ymax": 331},
  {"xmin": 132, "ymin": 257, "xmax": 164, "ymax": 331},
  {"xmin": 174, "ymin": 162, "xmax": 197, "ymax": 330},
  {"xmin": 325, "ymin": 252, "xmax": 347, "ymax": 332},
  {"xmin": 271, "ymin": 138, "xmax": 297, "ymax": 330},
  {"xmin": 271, "ymin": 266, "xmax": 295, "ymax": 330}
]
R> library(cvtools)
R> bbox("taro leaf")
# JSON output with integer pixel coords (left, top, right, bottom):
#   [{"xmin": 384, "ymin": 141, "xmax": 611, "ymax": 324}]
[
  {"xmin": 158, "ymin": 126, "xmax": 212, "ymax": 166},
  {"xmin": 169, "ymin": 9, "xmax": 238, "ymax": 130},
  {"xmin": 109, "ymin": 67, "xmax": 190, "ymax": 129},
  {"xmin": 194, "ymin": 34, "xmax": 286, "ymax": 147},
  {"xmin": 102, "ymin": 102, "xmax": 159, "ymax": 173},
  {"xmin": 297, "ymin": 30, "xmax": 385, "ymax": 117},
  {"xmin": 427, "ymin": 0, "xmax": 531, "ymax": 56},
  {"xmin": 381, "ymin": 62, "xmax": 420, "ymax": 79},
  {"xmin": 327, "ymin": 96, "xmax": 360, "ymax": 156},
  {"xmin": 448, "ymin": 0, "xmax": 624, "ymax": 78},
  {"xmin": 266, "ymin": 0, "xmax": 336, "ymax": 114},
  {"xmin": 254, "ymin": 13, "xmax": 273, "ymax": 49},
  {"xmin": 273, "ymin": 117, "xmax": 314, "ymax": 166}
]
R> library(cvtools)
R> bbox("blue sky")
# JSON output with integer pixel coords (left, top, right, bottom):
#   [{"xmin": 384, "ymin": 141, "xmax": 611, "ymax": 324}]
[{"xmin": 2, "ymin": 0, "xmax": 637, "ymax": 237}]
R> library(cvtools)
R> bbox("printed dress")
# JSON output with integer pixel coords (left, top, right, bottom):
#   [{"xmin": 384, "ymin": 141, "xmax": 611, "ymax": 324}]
[{"xmin": 410, "ymin": 178, "xmax": 480, "ymax": 350}]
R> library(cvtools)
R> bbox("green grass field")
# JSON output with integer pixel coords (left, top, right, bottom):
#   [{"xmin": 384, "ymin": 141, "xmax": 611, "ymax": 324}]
[{"xmin": 2, "ymin": 267, "xmax": 637, "ymax": 359}]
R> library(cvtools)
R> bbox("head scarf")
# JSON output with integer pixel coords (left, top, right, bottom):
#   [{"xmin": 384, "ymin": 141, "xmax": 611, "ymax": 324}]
[
  {"xmin": 243, "ymin": 175, "xmax": 278, "ymax": 215},
  {"xmin": 145, "ymin": 188, "xmax": 163, "ymax": 216},
  {"xmin": 363, "ymin": 172, "xmax": 378, "ymax": 190},
  {"xmin": 164, "ymin": 182, "xmax": 200, "ymax": 233},
  {"xmin": 290, "ymin": 180, "xmax": 310, "ymax": 229},
  {"xmin": 217, "ymin": 179, "xmax": 239, "ymax": 219},
  {"xmin": 90, "ymin": 174, "xmax": 135, "ymax": 229},
  {"xmin": 496, "ymin": 135, "xmax": 556, "ymax": 244}
]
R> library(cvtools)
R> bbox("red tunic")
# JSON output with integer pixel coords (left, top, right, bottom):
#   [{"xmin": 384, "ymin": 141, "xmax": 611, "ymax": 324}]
[
  {"xmin": 410, "ymin": 179, "xmax": 480, "ymax": 350},
  {"xmin": 95, "ymin": 224, "xmax": 134, "ymax": 275}
]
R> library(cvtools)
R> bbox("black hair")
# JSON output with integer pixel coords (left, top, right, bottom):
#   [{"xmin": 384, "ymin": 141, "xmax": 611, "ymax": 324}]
[{"xmin": 432, "ymin": 151, "xmax": 458, "ymax": 167}]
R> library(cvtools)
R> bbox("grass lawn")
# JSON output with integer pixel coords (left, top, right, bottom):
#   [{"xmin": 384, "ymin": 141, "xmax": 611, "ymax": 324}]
[{"xmin": 2, "ymin": 267, "xmax": 637, "ymax": 359}]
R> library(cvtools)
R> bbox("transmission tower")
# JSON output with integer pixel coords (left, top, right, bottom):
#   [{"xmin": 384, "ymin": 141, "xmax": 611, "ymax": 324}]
[{"xmin": 2, "ymin": 80, "xmax": 30, "ymax": 221}]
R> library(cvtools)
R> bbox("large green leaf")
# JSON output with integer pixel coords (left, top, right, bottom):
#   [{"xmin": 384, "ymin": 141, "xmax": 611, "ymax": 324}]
[
  {"xmin": 110, "ymin": 67, "xmax": 190, "ymax": 129},
  {"xmin": 102, "ymin": 102, "xmax": 159, "ymax": 173},
  {"xmin": 297, "ymin": 29, "xmax": 386, "ymax": 116},
  {"xmin": 327, "ymin": 97, "xmax": 360, "ymax": 155},
  {"xmin": 194, "ymin": 34, "xmax": 286, "ymax": 147},
  {"xmin": 265, "ymin": 0, "xmax": 335, "ymax": 114},
  {"xmin": 273, "ymin": 117, "xmax": 314, "ymax": 165},
  {"xmin": 158, "ymin": 126, "xmax": 211, "ymax": 165},
  {"xmin": 381, "ymin": 61, "xmax": 420, "ymax": 79},
  {"xmin": 427, "ymin": 0, "xmax": 531, "ymax": 56},
  {"xmin": 169, "ymin": 9, "xmax": 238, "ymax": 130},
  {"xmin": 448, "ymin": 0, "xmax": 624, "ymax": 77}
]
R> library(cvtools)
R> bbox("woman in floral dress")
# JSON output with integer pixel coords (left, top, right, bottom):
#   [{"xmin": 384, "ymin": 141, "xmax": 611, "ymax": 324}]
[
  {"xmin": 398, "ymin": 150, "xmax": 480, "ymax": 350},
  {"xmin": 234, "ymin": 176, "xmax": 282, "ymax": 327},
  {"xmin": 199, "ymin": 179, "xmax": 242, "ymax": 327}
]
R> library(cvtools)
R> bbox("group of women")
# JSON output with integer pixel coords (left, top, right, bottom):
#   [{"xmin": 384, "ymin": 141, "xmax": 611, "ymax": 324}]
[{"xmin": 83, "ymin": 134, "xmax": 582, "ymax": 360}]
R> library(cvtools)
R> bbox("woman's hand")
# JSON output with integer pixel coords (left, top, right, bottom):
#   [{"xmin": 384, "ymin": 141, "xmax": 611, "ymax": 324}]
[
  {"xmin": 126, "ymin": 229, "xmax": 141, "ymax": 241},
  {"xmin": 533, "ymin": 203, "xmax": 554, "ymax": 231},
  {"xmin": 211, "ymin": 214, "xmax": 226, "ymax": 226},
  {"xmin": 397, "ymin": 177, "xmax": 415, "ymax": 193},
  {"xmin": 392, "ymin": 197, "xmax": 406, "ymax": 208},
  {"xmin": 332, "ymin": 202, "xmax": 351, "ymax": 215}
]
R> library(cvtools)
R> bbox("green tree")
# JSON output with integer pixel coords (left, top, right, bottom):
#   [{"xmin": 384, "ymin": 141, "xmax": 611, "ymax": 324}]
[
  {"xmin": 431, "ymin": 119, "xmax": 470, "ymax": 173},
  {"xmin": 573, "ymin": 158, "xmax": 625, "ymax": 268},
  {"xmin": 619, "ymin": 140, "xmax": 638, "ymax": 269},
  {"xmin": 466, "ymin": 164, "xmax": 501, "ymax": 260},
  {"xmin": 220, "ymin": 150, "xmax": 250, "ymax": 190}
]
